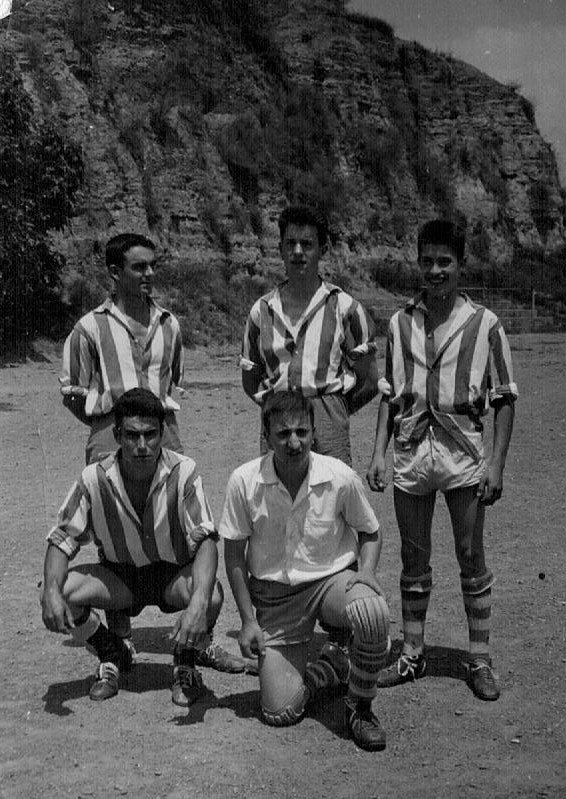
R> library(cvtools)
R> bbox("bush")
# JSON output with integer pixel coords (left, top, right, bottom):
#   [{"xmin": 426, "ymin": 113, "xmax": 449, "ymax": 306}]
[{"xmin": 0, "ymin": 52, "xmax": 83, "ymax": 356}]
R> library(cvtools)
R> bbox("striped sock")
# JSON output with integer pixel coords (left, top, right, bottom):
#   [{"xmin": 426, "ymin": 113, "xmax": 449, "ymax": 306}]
[
  {"xmin": 463, "ymin": 587, "xmax": 492, "ymax": 661},
  {"xmin": 400, "ymin": 572, "xmax": 432, "ymax": 657}
]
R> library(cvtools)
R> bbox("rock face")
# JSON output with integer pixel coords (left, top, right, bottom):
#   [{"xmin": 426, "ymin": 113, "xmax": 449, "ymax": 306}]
[{"xmin": 7, "ymin": 0, "xmax": 566, "ymax": 343}]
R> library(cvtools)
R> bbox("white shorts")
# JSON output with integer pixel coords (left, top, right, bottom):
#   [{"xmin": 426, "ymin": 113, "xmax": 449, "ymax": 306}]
[{"xmin": 393, "ymin": 423, "xmax": 485, "ymax": 495}]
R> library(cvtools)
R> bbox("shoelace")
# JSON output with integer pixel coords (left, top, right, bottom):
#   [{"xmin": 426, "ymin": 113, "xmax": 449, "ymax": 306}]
[
  {"xmin": 398, "ymin": 655, "xmax": 421, "ymax": 679},
  {"xmin": 97, "ymin": 662, "xmax": 119, "ymax": 685},
  {"xmin": 176, "ymin": 667, "xmax": 202, "ymax": 688}
]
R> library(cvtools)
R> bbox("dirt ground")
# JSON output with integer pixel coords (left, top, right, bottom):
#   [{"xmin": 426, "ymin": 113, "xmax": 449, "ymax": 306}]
[{"xmin": 1, "ymin": 334, "xmax": 565, "ymax": 799}]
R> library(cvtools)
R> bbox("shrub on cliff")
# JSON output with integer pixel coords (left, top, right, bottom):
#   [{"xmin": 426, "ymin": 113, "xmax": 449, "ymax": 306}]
[{"xmin": 0, "ymin": 53, "xmax": 83, "ymax": 358}]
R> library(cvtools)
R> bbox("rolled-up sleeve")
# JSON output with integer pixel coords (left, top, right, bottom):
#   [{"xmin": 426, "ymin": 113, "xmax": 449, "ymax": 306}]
[
  {"xmin": 46, "ymin": 479, "xmax": 93, "ymax": 559},
  {"xmin": 181, "ymin": 468, "xmax": 218, "ymax": 558},
  {"xmin": 343, "ymin": 300, "xmax": 378, "ymax": 363},
  {"xmin": 218, "ymin": 472, "xmax": 253, "ymax": 542},
  {"xmin": 488, "ymin": 322, "xmax": 518, "ymax": 404},
  {"xmin": 341, "ymin": 474, "xmax": 380, "ymax": 535},
  {"xmin": 60, "ymin": 325, "xmax": 93, "ymax": 393},
  {"xmin": 240, "ymin": 304, "xmax": 263, "ymax": 372}
]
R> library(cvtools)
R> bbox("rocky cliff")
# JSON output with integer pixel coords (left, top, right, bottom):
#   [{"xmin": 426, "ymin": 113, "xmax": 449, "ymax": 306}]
[{"xmin": 4, "ymin": 0, "xmax": 566, "ymax": 345}]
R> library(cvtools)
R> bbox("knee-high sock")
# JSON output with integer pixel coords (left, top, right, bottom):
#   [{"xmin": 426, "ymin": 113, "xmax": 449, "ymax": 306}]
[
  {"xmin": 463, "ymin": 586, "xmax": 492, "ymax": 660},
  {"xmin": 345, "ymin": 595, "xmax": 390, "ymax": 702},
  {"xmin": 400, "ymin": 571, "xmax": 432, "ymax": 657}
]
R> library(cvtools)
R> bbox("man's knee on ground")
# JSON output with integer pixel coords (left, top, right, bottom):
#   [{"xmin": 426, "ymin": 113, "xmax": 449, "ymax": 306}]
[
  {"xmin": 345, "ymin": 594, "xmax": 389, "ymax": 643},
  {"xmin": 261, "ymin": 684, "xmax": 307, "ymax": 727}
]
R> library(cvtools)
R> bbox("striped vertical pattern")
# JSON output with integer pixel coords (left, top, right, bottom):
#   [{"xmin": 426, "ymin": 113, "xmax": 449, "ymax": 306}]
[
  {"xmin": 345, "ymin": 596, "xmax": 390, "ymax": 701},
  {"xmin": 463, "ymin": 588, "xmax": 492, "ymax": 658},
  {"xmin": 240, "ymin": 281, "xmax": 377, "ymax": 401},
  {"xmin": 382, "ymin": 294, "xmax": 517, "ymax": 454},
  {"xmin": 399, "ymin": 571, "xmax": 433, "ymax": 657},
  {"xmin": 61, "ymin": 299, "xmax": 184, "ymax": 417},
  {"xmin": 47, "ymin": 450, "xmax": 216, "ymax": 567}
]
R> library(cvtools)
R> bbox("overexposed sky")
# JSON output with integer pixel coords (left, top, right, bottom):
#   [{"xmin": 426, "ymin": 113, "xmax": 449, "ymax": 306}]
[{"xmin": 349, "ymin": 0, "xmax": 566, "ymax": 182}]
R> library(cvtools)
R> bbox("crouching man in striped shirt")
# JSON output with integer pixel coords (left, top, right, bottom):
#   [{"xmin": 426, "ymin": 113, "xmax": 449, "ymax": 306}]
[
  {"xmin": 220, "ymin": 392, "xmax": 390, "ymax": 751},
  {"xmin": 41, "ymin": 388, "xmax": 238, "ymax": 706},
  {"xmin": 367, "ymin": 220, "xmax": 517, "ymax": 701}
]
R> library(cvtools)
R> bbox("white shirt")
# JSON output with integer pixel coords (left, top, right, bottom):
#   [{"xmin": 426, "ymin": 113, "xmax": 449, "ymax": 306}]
[{"xmin": 219, "ymin": 452, "xmax": 379, "ymax": 585}]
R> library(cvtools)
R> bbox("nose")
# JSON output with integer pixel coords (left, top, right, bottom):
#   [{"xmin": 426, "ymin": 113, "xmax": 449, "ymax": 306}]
[
  {"xmin": 429, "ymin": 260, "xmax": 442, "ymax": 275},
  {"xmin": 136, "ymin": 434, "xmax": 148, "ymax": 454},
  {"xmin": 287, "ymin": 432, "xmax": 302, "ymax": 451},
  {"xmin": 292, "ymin": 242, "xmax": 304, "ymax": 257},
  {"xmin": 143, "ymin": 264, "xmax": 154, "ymax": 278}
]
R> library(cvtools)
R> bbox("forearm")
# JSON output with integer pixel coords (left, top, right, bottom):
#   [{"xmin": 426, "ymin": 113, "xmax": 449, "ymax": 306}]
[
  {"xmin": 491, "ymin": 399, "xmax": 515, "ymax": 468},
  {"xmin": 358, "ymin": 530, "xmax": 382, "ymax": 572},
  {"xmin": 189, "ymin": 538, "xmax": 218, "ymax": 603},
  {"xmin": 371, "ymin": 396, "xmax": 394, "ymax": 458},
  {"xmin": 43, "ymin": 544, "xmax": 70, "ymax": 592},
  {"xmin": 224, "ymin": 541, "xmax": 256, "ymax": 624}
]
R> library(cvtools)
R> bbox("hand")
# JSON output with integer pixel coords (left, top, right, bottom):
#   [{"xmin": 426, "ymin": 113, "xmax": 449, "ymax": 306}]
[
  {"xmin": 168, "ymin": 599, "xmax": 209, "ymax": 648},
  {"xmin": 366, "ymin": 455, "xmax": 388, "ymax": 492},
  {"xmin": 345, "ymin": 568, "xmax": 385, "ymax": 597},
  {"xmin": 238, "ymin": 620, "xmax": 266, "ymax": 659},
  {"xmin": 477, "ymin": 462, "xmax": 504, "ymax": 506},
  {"xmin": 41, "ymin": 587, "xmax": 75, "ymax": 634}
]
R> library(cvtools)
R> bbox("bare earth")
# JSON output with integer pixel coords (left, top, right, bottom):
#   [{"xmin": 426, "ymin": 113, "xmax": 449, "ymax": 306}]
[{"xmin": 1, "ymin": 334, "xmax": 565, "ymax": 799}]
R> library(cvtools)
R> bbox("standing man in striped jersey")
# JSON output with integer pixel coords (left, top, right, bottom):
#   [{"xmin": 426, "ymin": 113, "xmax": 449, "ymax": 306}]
[
  {"xmin": 59, "ymin": 234, "xmax": 245, "ymax": 674},
  {"xmin": 60, "ymin": 233, "xmax": 184, "ymax": 465},
  {"xmin": 367, "ymin": 219, "xmax": 517, "ymax": 701},
  {"xmin": 241, "ymin": 205, "xmax": 380, "ymax": 467},
  {"xmin": 41, "ymin": 389, "xmax": 233, "ymax": 705}
]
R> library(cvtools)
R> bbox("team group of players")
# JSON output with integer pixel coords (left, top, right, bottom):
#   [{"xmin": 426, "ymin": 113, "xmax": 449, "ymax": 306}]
[{"xmin": 41, "ymin": 207, "xmax": 517, "ymax": 752}]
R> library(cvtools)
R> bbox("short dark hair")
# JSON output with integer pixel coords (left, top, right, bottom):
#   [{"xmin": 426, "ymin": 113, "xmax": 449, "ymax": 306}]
[
  {"xmin": 278, "ymin": 205, "xmax": 329, "ymax": 249},
  {"xmin": 262, "ymin": 391, "xmax": 315, "ymax": 436},
  {"xmin": 106, "ymin": 233, "xmax": 155, "ymax": 270},
  {"xmin": 113, "ymin": 388, "xmax": 165, "ymax": 431},
  {"xmin": 417, "ymin": 219, "xmax": 466, "ymax": 263}
]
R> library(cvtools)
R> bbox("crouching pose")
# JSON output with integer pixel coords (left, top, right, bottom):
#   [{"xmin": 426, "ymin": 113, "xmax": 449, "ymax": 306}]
[
  {"xmin": 41, "ymin": 388, "xmax": 243, "ymax": 706},
  {"xmin": 220, "ymin": 392, "xmax": 390, "ymax": 751}
]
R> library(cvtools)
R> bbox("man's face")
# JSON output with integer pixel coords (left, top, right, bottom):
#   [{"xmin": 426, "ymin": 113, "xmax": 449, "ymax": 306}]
[
  {"xmin": 267, "ymin": 411, "xmax": 314, "ymax": 475},
  {"xmin": 280, "ymin": 224, "xmax": 323, "ymax": 285},
  {"xmin": 112, "ymin": 246, "xmax": 156, "ymax": 302},
  {"xmin": 419, "ymin": 244, "xmax": 461, "ymax": 302},
  {"xmin": 114, "ymin": 415, "xmax": 163, "ymax": 480}
]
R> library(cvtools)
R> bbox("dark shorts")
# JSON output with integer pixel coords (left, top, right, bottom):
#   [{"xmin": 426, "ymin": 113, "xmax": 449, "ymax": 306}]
[{"xmin": 101, "ymin": 560, "xmax": 184, "ymax": 616}]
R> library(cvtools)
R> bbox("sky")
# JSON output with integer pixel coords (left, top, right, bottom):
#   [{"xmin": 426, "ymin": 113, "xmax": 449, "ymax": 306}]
[{"xmin": 349, "ymin": 0, "xmax": 566, "ymax": 183}]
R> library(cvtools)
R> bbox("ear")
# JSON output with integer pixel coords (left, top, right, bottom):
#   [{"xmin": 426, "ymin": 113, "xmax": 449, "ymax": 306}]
[
  {"xmin": 109, "ymin": 264, "xmax": 120, "ymax": 283},
  {"xmin": 113, "ymin": 425, "xmax": 121, "ymax": 445}
]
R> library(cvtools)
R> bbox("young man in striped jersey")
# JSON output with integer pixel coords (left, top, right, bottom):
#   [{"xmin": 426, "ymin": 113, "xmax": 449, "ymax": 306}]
[
  {"xmin": 241, "ymin": 205, "xmax": 379, "ymax": 467},
  {"xmin": 41, "ymin": 389, "xmax": 242, "ymax": 705},
  {"xmin": 221, "ymin": 392, "xmax": 390, "ymax": 751},
  {"xmin": 60, "ymin": 234, "xmax": 244, "ymax": 674},
  {"xmin": 367, "ymin": 219, "xmax": 517, "ymax": 701}
]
